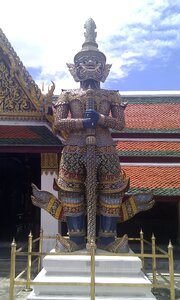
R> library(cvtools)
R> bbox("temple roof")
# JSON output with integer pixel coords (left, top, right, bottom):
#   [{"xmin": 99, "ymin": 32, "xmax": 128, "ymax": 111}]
[
  {"xmin": 122, "ymin": 164, "xmax": 180, "ymax": 197},
  {"xmin": 115, "ymin": 140, "xmax": 180, "ymax": 162},
  {"xmin": 120, "ymin": 95, "xmax": 180, "ymax": 136},
  {"xmin": 116, "ymin": 140, "xmax": 180, "ymax": 156},
  {"xmin": 0, "ymin": 28, "xmax": 58, "ymax": 151},
  {"xmin": 0, "ymin": 125, "xmax": 62, "ymax": 152},
  {"xmin": 117, "ymin": 93, "xmax": 180, "ymax": 197},
  {"xmin": 0, "ymin": 28, "xmax": 54, "ymax": 123}
]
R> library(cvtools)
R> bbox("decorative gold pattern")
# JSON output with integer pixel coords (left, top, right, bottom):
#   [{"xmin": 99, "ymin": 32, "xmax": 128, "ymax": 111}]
[
  {"xmin": 0, "ymin": 28, "xmax": 54, "ymax": 123},
  {"xmin": 41, "ymin": 153, "xmax": 59, "ymax": 174},
  {"xmin": 0, "ymin": 60, "xmax": 38, "ymax": 112}
]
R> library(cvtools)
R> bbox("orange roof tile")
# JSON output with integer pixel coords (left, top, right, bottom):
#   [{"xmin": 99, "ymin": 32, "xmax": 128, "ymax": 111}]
[
  {"xmin": 0, "ymin": 125, "xmax": 62, "ymax": 146},
  {"xmin": 116, "ymin": 141, "xmax": 180, "ymax": 152},
  {"xmin": 0, "ymin": 126, "xmax": 39, "ymax": 139},
  {"xmin": 122, "ymin": 165, "xmax": 180, "ymax": 189},
  {"xmin": 125, "ymin": 104, "xmax": 180, "ymax": 129}
]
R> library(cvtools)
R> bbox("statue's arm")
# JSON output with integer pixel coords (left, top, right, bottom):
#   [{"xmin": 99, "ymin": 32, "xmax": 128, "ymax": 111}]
[
  {"xmin": 53, "ymin": 104, "xmax": 83, "ymax": 131},
  {"xmin": 53, "ymin": 92, "xmax": 84, "ymax": 131},
  {"xmin": 98, "ymin": 103, "xmax": 126, "ymax": 131}
]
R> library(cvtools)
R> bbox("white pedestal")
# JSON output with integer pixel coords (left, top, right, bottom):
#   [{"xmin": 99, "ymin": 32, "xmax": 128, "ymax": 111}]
[{"xmin": 27, "ymin": 249, "xmax": 156, "ymax": 300}]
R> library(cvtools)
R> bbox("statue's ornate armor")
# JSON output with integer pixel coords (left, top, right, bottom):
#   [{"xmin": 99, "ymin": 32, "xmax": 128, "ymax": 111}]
[
  {"xmin": 53, "ymin": 89, "xmax": 129, "ymax": 221},
  {"xmin": 31, "ymin": 18, "xmax": 154, "ymax": 253}
]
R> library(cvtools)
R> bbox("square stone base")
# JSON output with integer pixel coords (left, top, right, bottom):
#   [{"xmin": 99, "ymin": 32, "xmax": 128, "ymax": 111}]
[{"xmin": 27, "ymin": 249, "xmax": 156, "ymax": 300}]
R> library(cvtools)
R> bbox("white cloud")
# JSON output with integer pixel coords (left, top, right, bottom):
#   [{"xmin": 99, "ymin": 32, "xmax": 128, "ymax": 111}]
[{"xmin": 1, "ymin": 0, "xmax": 180, "ymax": 93}]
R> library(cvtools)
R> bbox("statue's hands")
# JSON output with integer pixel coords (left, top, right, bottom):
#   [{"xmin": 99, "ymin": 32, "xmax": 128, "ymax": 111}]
[
  {"xmin": 83, "ymin": 118, "xmax": 94, "ymax": 129},
  {"xmin": 84, "ymin": 109, "xmax": 99, "ymax": 128}
]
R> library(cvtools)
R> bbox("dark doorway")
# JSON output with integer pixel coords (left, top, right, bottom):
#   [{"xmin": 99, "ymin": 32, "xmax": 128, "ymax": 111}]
[
  {"xmin": 117, "ymin": 201, "xmax": 178, "ymax": 244},
  {"xmin": 0, "ymin": 153, "xmax": 41, "ymax": 242}
]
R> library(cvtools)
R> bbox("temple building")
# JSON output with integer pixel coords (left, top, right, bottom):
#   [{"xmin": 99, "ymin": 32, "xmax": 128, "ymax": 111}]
[{"xmin": 0, "ymin": 28, "xmax": 180, "ymax": 246}]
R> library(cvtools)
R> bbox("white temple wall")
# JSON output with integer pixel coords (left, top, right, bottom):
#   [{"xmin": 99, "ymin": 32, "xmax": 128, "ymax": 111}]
[{"xmin": 40, "ymin": 153, "xmax": 60, "ymax": 252}]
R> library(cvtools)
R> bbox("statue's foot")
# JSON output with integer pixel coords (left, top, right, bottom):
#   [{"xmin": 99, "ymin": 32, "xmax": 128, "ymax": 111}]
[
  {"xmin": 97, "ymin": 234, "xmax": 129, "ymax": 253},
  {"xmin": 55, "ymin": 234, "xmax": 86, "ymax": 252}
]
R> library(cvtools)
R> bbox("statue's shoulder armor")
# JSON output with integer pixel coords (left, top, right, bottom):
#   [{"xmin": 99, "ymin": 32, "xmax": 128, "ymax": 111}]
[
  {"xmin": 54, "ymin": 90, "xmax": 69, "ymax": 107},
  {"xmin": 54, "ymin": 89, "xmax": 85, "ymax": 107},
  {"xmin": 54, "ymin": 89, "xmax": 122, "ymax": 107},
  {"xmin": 96, "ymin": 89, "xmax": 121, "ymax": 106}
]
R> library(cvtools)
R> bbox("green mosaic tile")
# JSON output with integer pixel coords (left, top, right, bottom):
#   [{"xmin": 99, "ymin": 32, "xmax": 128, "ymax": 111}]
[
  {"xmin": 116, "ymin": 150, "xmax": 180, "ymax": 157},
  {"xmin": 127, "ymin": 187, "xmax": 180, "ymax": 196},
  {"xmin": 121, "ymin": 96, "xmax": 180, "ymax": 105},
  {"xmin": 121, "ymin": 128, "xmax": 180, "ymax": 134}
]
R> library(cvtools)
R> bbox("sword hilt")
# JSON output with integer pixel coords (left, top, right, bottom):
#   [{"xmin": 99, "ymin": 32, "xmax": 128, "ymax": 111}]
[{"xmin": 86, "ymin": 98, "xmax": 96, "ymax": 110}]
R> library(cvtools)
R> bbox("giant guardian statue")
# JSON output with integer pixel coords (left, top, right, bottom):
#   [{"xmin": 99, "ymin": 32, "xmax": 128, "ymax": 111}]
[{"xmin": 32, "ymin": 18, "xmax": 154, "ymax": 253}]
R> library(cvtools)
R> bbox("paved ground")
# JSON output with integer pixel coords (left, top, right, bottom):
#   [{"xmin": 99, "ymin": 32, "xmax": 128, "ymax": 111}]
[{"xmin": 0, "ymin": 241, "xmax": 180, "ymax": 299}]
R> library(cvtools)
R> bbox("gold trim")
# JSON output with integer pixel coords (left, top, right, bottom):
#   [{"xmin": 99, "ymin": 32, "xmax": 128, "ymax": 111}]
[
  {"xmin": 55, "ymin": 204, "xmax": 63, "ymax": 219},
  {"xmin": 0, "ymin": 29, "xmax": 55, "ymax": 123},
  {"xmin": 0, "ymin": 29, "xmax": 43, "ymax": 110},
  {"xmin": 47, "ymin": 196, "xmax": 56, "ymax": 211},
  {"xmin": 41, "ymin": 153, "xmax": 59, "ymax": 171},
  {"xmin": 122, "ymin": 203, "xmax": 128, "ymax": 221},
  {"xmin": 129, "ymin": 197, "xmax": 138, "ymax": 214},
  {"xmin": 63, "ymin": 203, "xmax": 83, "ymax": 208},
  {"xmin": 100, "ymin": 203, "xmax": 120, "ymax": 209}
]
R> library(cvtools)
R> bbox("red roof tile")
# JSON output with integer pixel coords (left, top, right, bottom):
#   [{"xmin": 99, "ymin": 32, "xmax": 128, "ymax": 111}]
[
  {"xmin": 0, "ymin": 126, "xmax": 39, "ymax": 139},
  {"xmin": 125, "ymin": 104, "xmax": 180, "ymax": 129},
  {"xmin": 116, "ymin": 141, "xmax": 180, "ymax": 152},
  {"xmin": 0, "ymin": 125, "xmax": 62, "ymax": 146},
  {"xmin": 122, "ymin": 165, "xmax": 180, "ymax": 189}
]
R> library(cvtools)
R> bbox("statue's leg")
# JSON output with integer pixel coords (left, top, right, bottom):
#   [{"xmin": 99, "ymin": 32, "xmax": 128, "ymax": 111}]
[
  {"xmin": 97, "ymin": 216, "xmax": 129, "ymax": 253},
  {"xmin": 97, "ymin": 193, "xmax": 129, "ymax": 253},
  {"xmin": 97, "ymin": 147, "xmax": 129, "ymax": 253},
  {"xmin": 56, "ymin": 146, "xmax": 86, "ymax": 252},
  {"xmin": 56, "ymin": 191, "xmax": 86, "ymax": 252},
  {"xmin": 98, "ymin": 214, "xmax": 117, "ymax": 245},
  {"xmin": 66, "ymin": 215, "xmax": 85, "ymax": 245}
]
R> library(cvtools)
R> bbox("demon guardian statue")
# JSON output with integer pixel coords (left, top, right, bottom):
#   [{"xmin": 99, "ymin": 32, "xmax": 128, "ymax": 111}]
[{"xmin": 32, "ymin": 18, "xmax": 154, "ymax": 253}]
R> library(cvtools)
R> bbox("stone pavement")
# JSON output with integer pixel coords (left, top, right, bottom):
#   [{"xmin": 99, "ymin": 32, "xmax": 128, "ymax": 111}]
[{"xmin": 0, "ymin": 242, "xmax": 180, "ymax": 300}]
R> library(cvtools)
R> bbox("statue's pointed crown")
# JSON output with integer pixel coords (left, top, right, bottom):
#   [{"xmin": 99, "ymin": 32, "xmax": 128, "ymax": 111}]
[
  {"xmin": 74, "ymin": 18, "xmax": 106, "ymax": 63},
  {"xmin": 67, "ymin": 18, "xmax": 111, "ymax": 83},
  {"xmin": 82, "ymin": 18, "xmax": 99, "ymax": 51}
]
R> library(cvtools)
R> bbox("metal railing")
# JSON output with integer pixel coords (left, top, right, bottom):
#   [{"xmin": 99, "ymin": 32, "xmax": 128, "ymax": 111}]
[{"xmin": 9, "ymin": 229, "xmax": 175, "ymax": 300}]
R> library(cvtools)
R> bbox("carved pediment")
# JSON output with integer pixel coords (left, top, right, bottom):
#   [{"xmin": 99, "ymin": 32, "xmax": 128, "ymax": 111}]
[{"xmin": 0, "ymin": 28, "xmax": 44, "ymax": 120}]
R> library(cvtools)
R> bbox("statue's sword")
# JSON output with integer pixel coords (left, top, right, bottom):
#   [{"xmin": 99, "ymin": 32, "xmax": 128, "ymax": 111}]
[{"xmin": 85, "ymin": 97, "xmax": 97, "ymax": 251}]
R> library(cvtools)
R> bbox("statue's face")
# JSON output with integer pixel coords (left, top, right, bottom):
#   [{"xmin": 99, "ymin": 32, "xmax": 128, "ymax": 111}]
[{"xmin": 75, "ymin": 54, "xmax": 105, "ymax": 82}]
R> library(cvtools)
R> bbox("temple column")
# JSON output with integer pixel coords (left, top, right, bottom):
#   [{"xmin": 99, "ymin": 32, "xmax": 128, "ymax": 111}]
[{"xmin": 41, "ymin": 153, "xmax": 60, "ymax": 251}]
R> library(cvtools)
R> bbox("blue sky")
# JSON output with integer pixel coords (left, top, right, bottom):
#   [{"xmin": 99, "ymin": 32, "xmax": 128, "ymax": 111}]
[{"xmin": 1, "ymin": 0, "xmax": 180, "ymax": 94}]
